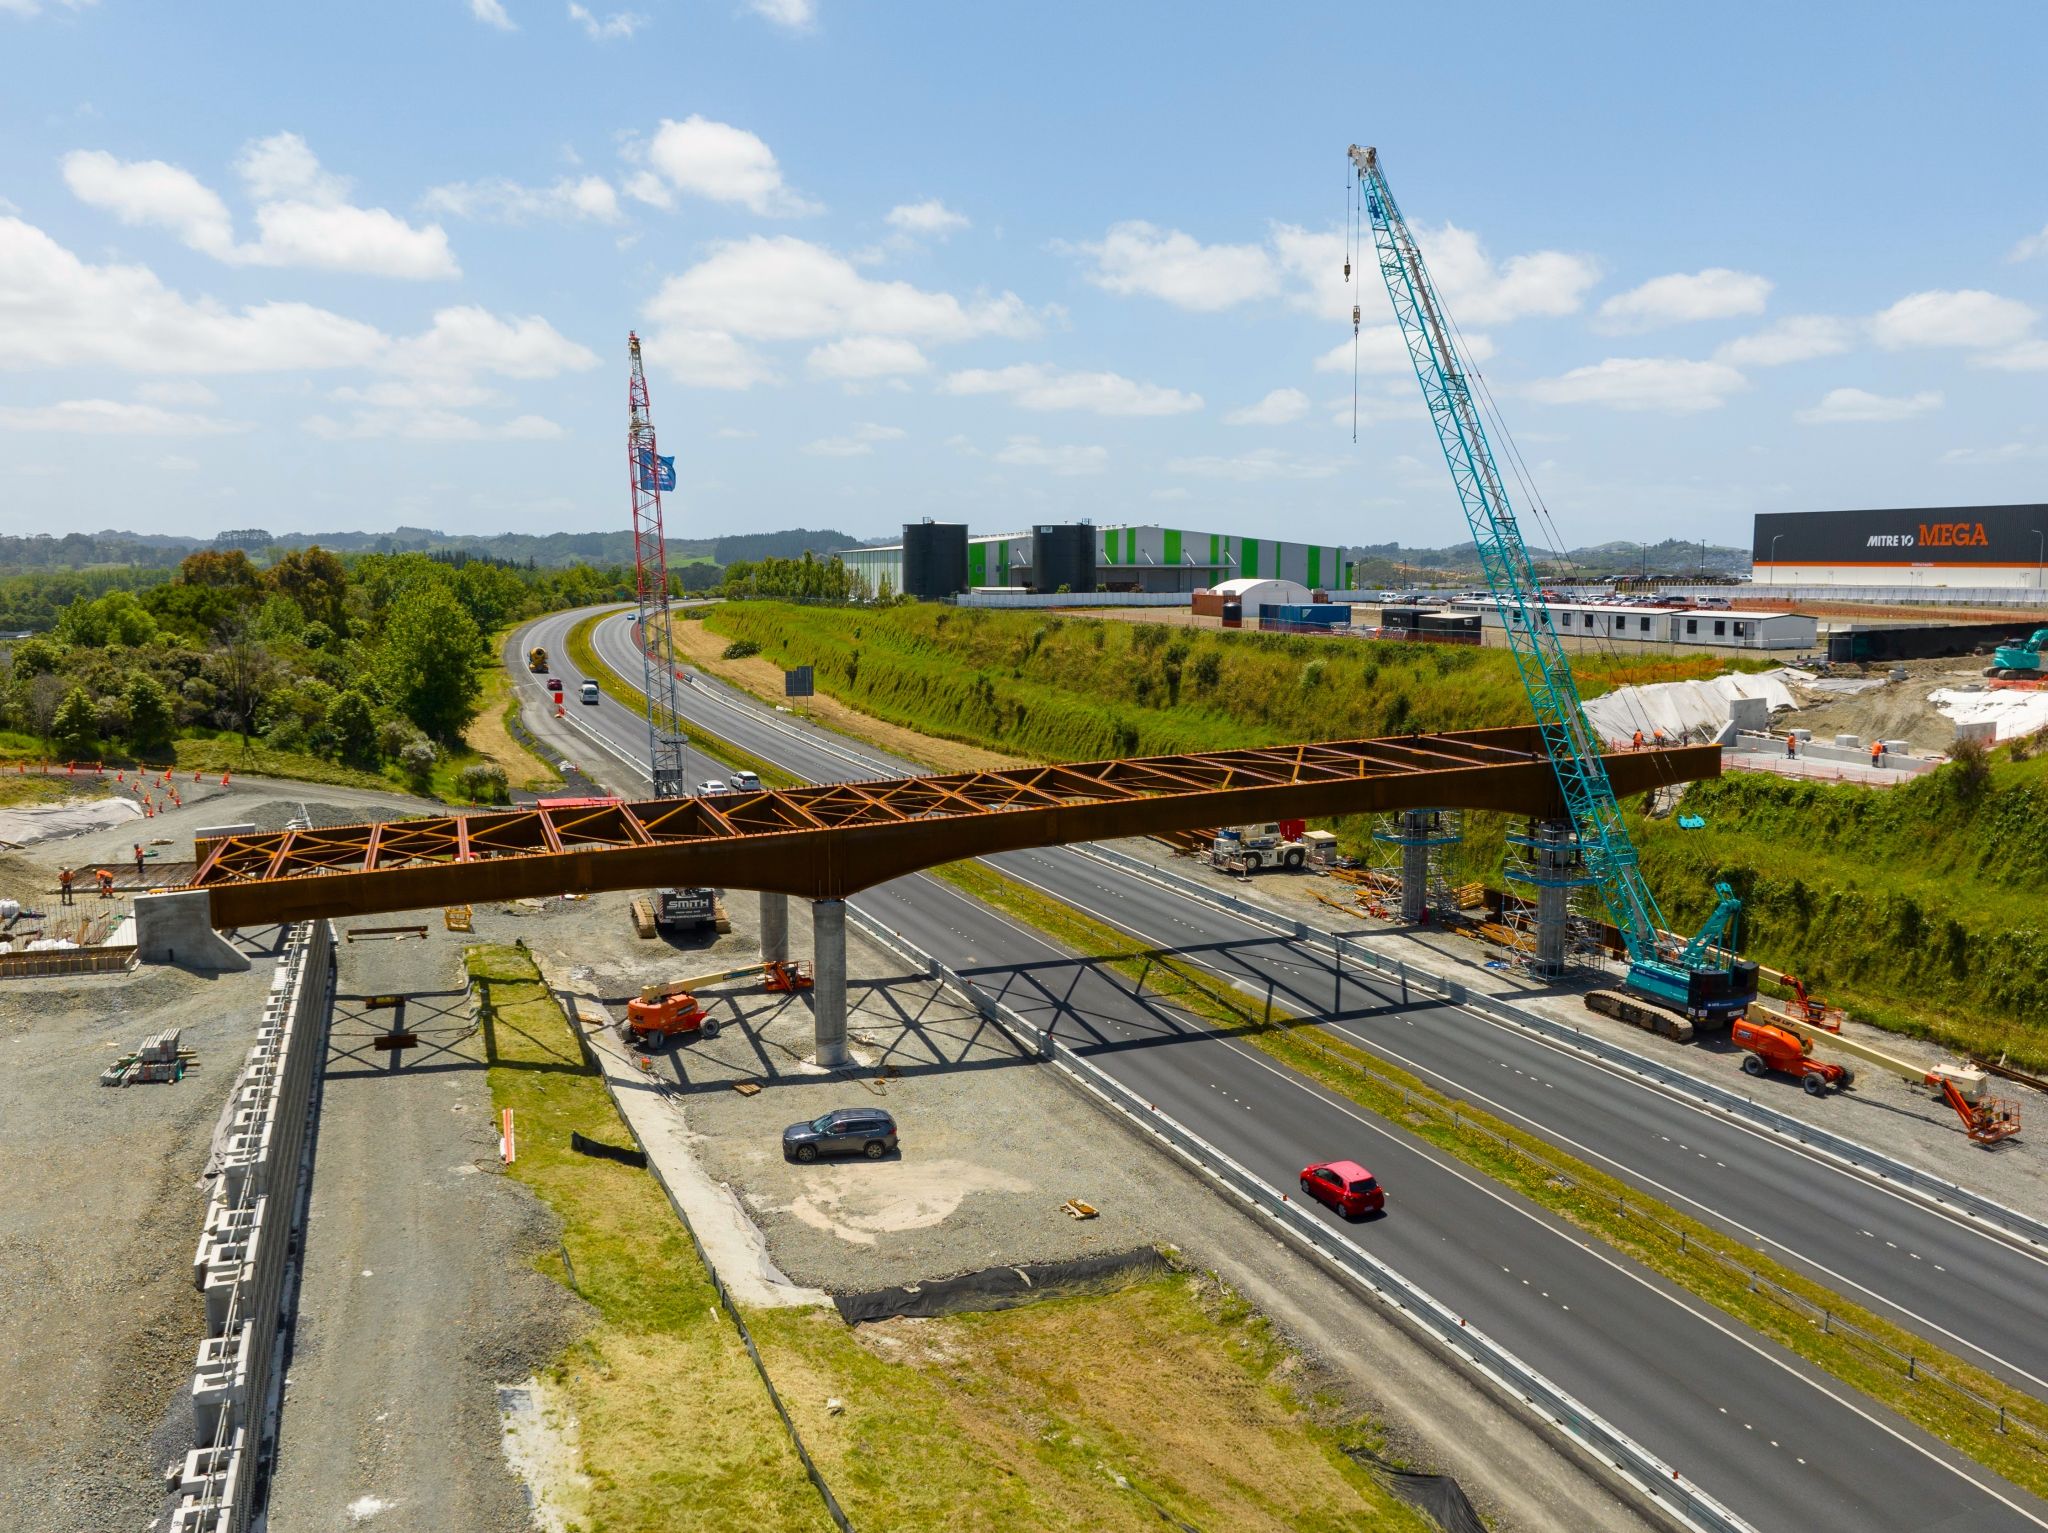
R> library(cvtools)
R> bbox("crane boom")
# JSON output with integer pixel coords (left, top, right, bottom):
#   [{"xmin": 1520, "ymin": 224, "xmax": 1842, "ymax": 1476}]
[{"xmin": 1349, "ymin": 145, "xmax": 1754, "ymax": 1019}]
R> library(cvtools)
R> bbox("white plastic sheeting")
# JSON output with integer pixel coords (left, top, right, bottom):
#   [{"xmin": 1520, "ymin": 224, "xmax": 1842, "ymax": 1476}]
[
  {"xmin": 1581, "ymin": 669, "xmax": 1802, "ymax": 746},
  {"xmin": 1929, "ymin": 688, "xmax": 2048, "ymax": 741},
  {"xmin": 0, "ymin": 795, "xmax": 143, "ymax": 848}
]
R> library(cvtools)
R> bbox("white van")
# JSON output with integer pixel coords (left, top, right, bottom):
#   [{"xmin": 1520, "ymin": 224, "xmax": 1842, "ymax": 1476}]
[{"xmin": 579, "ymin": 680, "xmax": 600, "ymax": 704}]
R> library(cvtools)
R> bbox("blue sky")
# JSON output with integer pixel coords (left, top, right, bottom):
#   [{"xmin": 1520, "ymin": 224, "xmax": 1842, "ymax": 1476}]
[{"xmin": 2, "ymin": 1, "xmax": 2045, "ymax": 552}]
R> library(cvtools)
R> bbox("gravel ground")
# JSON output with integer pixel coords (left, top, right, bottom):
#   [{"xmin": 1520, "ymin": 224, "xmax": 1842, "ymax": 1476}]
[
  {"xmin": 0, "ymin": 809, "xmax": 277, "ymax": 1533},
  {"xmin": 514, "ymin": 883, "xmax": 1648, "ymax": 1533},
  {"xmin": 1101, "ymin": 836, "xmax": 2047, "ymax": 1215}
]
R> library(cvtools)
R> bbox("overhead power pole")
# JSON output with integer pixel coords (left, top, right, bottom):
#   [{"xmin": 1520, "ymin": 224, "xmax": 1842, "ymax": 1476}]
[{"xmin": 626, "ymin": 331, "xmax": 688, "ymax": 798}]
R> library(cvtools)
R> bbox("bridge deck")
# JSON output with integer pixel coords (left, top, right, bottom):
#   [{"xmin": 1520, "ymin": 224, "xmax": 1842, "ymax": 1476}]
[{"xmin": 191, "ymin": 727, "xmax": 1717, "ymax": 924}]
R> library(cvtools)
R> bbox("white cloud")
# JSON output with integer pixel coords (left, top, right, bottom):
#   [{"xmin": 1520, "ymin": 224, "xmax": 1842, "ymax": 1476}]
[
  {"xmin": 2009, "ymin": 224, "xmax": 2048, "ymax": 263},
  {"xmin": 649, "ymin": 329, "xmax": 778, "ymax": 390},
  {"xmin": 1713, "ymin": 315, "xmax": 1854, "ymax": 367},
  {"xmin": 240, "ymin": 200, "xmax": 458, "ymax": 279},
  {"xmin": 1073, "ymin": 221, "xmax": 1278, "ymax": 312},
  {"xmin": 567, "ymin": 2, "xmax": 643, "ymax": 38},
  {"xmin": 1274, "ymin": 221, "xmax": 1599, "ymax": 327},
  {"xmin": 61, "ymin": 150, "xmax": 235, "ymax": 256},
  {"xmin": 745, "ymin": 0, "xmax": 813, "ymax": 30},
  {"xmin": 331, "ymin": 378, "xmax": 503, "ymax": 409},
  {"xmin": 1596, "ymin": 268, "xmax": 1772, "ymax": 331},
  {"xmin": 644, "ymin": 235, "xmax": 1036, "ymax": 385},
  {"xmin": 1166, "ymin": 449, "xmax": 1340, "ymax": 482},
  {"xmin": 621, "ymin": 170, "xmax": 672, "ymax": 210},
  {"xmin": 69, "ymin": 136, "xmax": 458, "ymax": 279},
  {"xmin": 942, "ymin": 363, "xmax": 1200, "ymax": 416},
  {"xmin": 886, "ymin": 199, "xmax": 968, "ymax": 237},
  {"xmin": 640, "ymin": 116, "xmax": 818, "ymax": 217},
  {"xmin": 1314, "ymin": 325, "xmax": 1493, "ymax": 376},
  {"xmin": 1525, "ymin": 357, "xmax": 1748, "ymax": 414},
  {"xmin": 470, "ymin": 0, "xmax": 516, "ymax": 29},
  {"xmin": 802, "ymin": 421, "xmax": 905, "ymax": 456},
  {"xmin": 422, "ymin": 175, "xmax": 620, "ymax": 224},
  {"xmin": 0, "ymin": 398, "xmax": 247, "ymax": 434},
  {"xmin": 0, "ymin": 0, "xmax": 101, "ymax": 16},
  {"xmin": 304, "ymin": 409, "xmax": 563, "ymax": 441},
  {"xmin": 1223, "ymin": 387, "xmax": 1309, "ymax": 427},
  {"xmin": 136, "ymin": 379, "xmax": 219, "ymax": 406},
  {"xmin": 234, "ymin": 131, "xmax": 351, "ymax": 204},
  {"xmin": 384, "ymin": 306, "xmax": 598, "ymax": 379},
  {"xmin": 1940, "ymin": 439, "xmax": 2048, "ymax": 466},
  {"xmin": 0, "ymin": 215, "xmax": 390, "ymax": 372},
  {"xmin": 158, "ymin": 454, "xmax": 199, "ymax": 472},
  {"xmin": 805, "ymin": 336, "xmax": 928, "ymax": 379},
  {"xmin": 1978, "ymin": 339, "xmax": 2048, "ymax": 372},
  {"xmin": 1795, "ymin": 387, "xmax": 1942, "ymax": 424},
  {"xmin": 1871, "ymin": 289, "xmax": 2037, "ymax": 350},
  {"xmin": 992, "ymin": 435, "xmax": 1106, "ymax": 475}
]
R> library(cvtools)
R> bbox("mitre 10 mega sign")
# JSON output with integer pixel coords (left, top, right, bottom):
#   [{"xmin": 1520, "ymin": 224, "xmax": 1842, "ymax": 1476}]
[{"xmin": 1753, "ymin": 505, "xmax": 2048, "ymax": 567}]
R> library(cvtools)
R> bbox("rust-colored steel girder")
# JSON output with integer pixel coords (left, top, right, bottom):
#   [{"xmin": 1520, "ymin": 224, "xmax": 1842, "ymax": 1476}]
[{"xmin": 190, "ymin": 726, "xmax": 1717, "ymax": 926}]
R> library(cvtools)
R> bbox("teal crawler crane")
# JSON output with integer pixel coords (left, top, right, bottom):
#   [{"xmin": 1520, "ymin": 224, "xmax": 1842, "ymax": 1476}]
[{"xmin": 1348, "ymin": 146, "xmax": 1756, "ymax": 1024}]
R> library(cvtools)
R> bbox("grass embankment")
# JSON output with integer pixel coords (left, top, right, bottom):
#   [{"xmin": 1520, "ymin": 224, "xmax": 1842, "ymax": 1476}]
[
  {"xmin": 468, "ymin": 942, "xmax": 828, "ymax": 1532},
  {"xmin": 468, "ymin": 941, "xmax": 1433, "ymax": 1532},
  {"xmin": 703, "ymin": 600, "xmax": 1748, "ymax": 763},
  {"xmin": 935, "ymin": 860, "xmax": 2048, "ymax": 1498},
  {"xmin": 562, "ymin": 609, "xmax": 801, "ymax": 791},
  {"xmin": 1634, "ymin": 753, "xmax": 2048, "ymax": 1070}
]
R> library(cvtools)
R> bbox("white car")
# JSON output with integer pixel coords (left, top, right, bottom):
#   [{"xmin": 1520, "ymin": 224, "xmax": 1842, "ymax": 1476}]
[
  {"xmin": 730, "ymin": 770, "xmax": 762, "ymax": 791},
  {"xmin": 697, "ymin": 779, "xmax": 729, "ymax": 796}
]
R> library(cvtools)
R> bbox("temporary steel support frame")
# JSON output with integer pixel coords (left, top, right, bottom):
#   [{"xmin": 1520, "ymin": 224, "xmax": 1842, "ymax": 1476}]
[{"xmin": 189, "ymin": 728, "xmax": 1718, "ymax": 927}]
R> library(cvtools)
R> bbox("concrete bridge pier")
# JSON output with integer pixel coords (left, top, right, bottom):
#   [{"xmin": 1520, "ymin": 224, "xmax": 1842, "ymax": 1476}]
[
  {"xmin": 132, "ymin": 889, "xmax": 251, "ymax": 972},
  {"xmin": 759, "ymin": 891, "xmax": 789, "ymax": 963},
  {"xmin": 810, "ymin": 897, "xmax": 850, "ymax": 1067},
  {"xmin": 1398, "ymin": 810, "xmax": 1433, "ymax": 924},
  {"xmin": 1529, "ymin": 820, "xmax": 1577, "ymax": 979}
]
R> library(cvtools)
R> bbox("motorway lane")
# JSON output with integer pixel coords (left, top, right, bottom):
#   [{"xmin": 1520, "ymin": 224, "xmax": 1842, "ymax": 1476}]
[
  {"xmin": 524, "ymin": 607, "xmax": 2048, "ymax": 1531},
  {"xmin": 567, "ymin": 606, "xmax": 2048, "ymax": 1399}
]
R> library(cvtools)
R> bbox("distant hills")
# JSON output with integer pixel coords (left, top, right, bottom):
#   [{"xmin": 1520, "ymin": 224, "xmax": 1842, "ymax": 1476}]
[{"xmin": 1345, "ymin": 537, "xmax": 1750, "ymax": 583}]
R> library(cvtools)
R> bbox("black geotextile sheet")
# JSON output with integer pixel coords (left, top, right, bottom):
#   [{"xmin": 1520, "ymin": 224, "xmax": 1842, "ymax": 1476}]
[
  {"xmin": 1345, "ymin": 1447, "xmax": 1484, "ymax": 1533},
  {"xmin": 834, "ymin": 1246, "xmax": 1170, "ymax": 1323}
]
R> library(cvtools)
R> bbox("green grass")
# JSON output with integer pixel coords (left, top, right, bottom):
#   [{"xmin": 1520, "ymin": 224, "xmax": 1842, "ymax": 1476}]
[
  {"xmin": 933, "ymin": 860, "xmax": 2048, "ymax": 1499},
  {"xmin": 170, "ymin": 734, "xmax": 397, "ymax": 792},
  {"xmin": 467, "ymin": 942, "xmax": 831, "ymax": 1533},
  {"xmin": 1632, "ymin": 753, "xmax": 2048, "ymax": 1069},
  {"xmin": 468, "ymin": 941, "xmax": 1434, "ymax": 1533},
  {"xmin": 703, "ymin": 600, "xmax": 1758, "ymax": 764},
  {"xmin": 562, "ymin": 608, "xmax": 802, "ymax": 790}
]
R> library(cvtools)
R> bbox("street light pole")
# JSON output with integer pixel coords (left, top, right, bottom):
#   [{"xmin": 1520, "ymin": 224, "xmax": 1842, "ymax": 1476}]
[
  {"xmin": 2034, "ymin": 529, "xmax": 2043, "ymax": 594},
  {"xmin": 1768, "ymin": 533, "xmax": 1784, "ymax": 587}
]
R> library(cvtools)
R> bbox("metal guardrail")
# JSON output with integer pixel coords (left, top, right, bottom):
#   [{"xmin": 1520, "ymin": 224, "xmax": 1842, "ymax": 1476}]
[
  {"xmin": 1072, "ymin": 843, "xmax": 2048, "ymax": 1254},
  {"xmin": 844, "ymin": 903, "xmax": 1753, "ymax": 1533}
]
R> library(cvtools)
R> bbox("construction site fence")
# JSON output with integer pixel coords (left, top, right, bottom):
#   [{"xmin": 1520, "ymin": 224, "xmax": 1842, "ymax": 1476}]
[
  {"xmin": 844, "ymin": 902, "xmax": 1753, "ymax": 1533},
  {"xmin": 1069, "ymin": 842, "xmax": 2048, "ymax": 1256},
  {"xmin": 166, "ymin": 918, "xmax": 333, "ymax": 1533},
  {"xmin": 560, "ymin": 989, "xmax": 856, "ymax": 1533},
  {"xmin": 0, "ymin": 943, "xmax": 136, "ymax": 978}
]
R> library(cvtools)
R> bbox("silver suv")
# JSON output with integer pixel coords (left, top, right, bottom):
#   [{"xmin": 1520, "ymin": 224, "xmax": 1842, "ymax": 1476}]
[{"xmin": 782, "ymin": 1108, "xmax": 899, "ymax": 1163}]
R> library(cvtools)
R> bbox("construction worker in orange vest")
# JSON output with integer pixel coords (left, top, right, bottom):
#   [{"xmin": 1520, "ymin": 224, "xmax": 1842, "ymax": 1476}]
[
  {"xmin": 95, "ymin": 867, "xmax": 114, "ymax": 899},
  {"xmin": 1632, "ymin": 729, "xmax": 1644, "ymax": 751},
  {"xmin": 1871, "ymin": 740, "xmax": 1884, "ymax": 768},
  {"xmin": 1785, "ymin": 734, "xmax": 1797, "ymax": 759},
  {"xmin": 133, "ymin": 842, "xmax": 146, "ymax": 881},
  {"xmin": 58, "ymin": 866, "xmax": 74, "ymax": 906}
]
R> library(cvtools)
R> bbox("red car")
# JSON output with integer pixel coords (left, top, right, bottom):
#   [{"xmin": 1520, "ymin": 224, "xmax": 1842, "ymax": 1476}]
[
  {"xmin": 546, "ymin": 677, "xmax": 564, "ymax": 693},
  {"xmin": 1299, "ymin": 1159, "xmax": 1385, "ymax": 1219}
]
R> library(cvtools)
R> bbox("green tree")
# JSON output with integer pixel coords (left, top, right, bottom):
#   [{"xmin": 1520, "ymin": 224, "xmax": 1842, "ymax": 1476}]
[
  {"xmin": 124, "ymin": 673, "xmax": 174, "ymax": 755},
  {"xmin": 329, "ymin": 690, "xmax": 378, "ymax": 767},
  {"xmin": 373, "ymin": 582, "xmax": 483, "ymax": 740},
  {"xmin": 55, "ymin": 589, "xmax": 158, "ymax": 647},
  {"xmin": 265, "ymin": 545, "xmax": 347, "ymax": 629},
  {"xmin": 51, "ymin": 685, "xmax": 97, "ymax": 758}
]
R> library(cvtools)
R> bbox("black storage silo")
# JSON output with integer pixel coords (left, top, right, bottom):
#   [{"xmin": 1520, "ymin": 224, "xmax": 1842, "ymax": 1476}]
[
  {"xmin": 1030, "ymin": 523, "xmax": 1096, "ymax": 593},
  {"xmin": 900, "ymin": 520, "xmax": 969, "ymax": 599}
]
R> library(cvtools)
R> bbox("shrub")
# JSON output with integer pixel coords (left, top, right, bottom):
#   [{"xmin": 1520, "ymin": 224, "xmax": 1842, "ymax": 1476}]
[
  {"xmin": 455, "ymin": 762, "xmax": 510, "ymax": 804},
  {"xmin": 722, "ymin": 639, "xmax": 760, "ymax": 660},
  {"xmin": 398, "ymin": 736, "xmax": 439, "ymax": 783}
]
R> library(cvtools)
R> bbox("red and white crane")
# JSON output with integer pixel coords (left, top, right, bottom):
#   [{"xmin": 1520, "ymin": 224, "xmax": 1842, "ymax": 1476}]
[{"xmin": 626, "ymin": 331, "xmax": 689, "ymax": 798}]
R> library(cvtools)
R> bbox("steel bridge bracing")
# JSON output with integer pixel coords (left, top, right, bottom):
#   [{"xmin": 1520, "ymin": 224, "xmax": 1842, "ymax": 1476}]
[{"xmin": 187, "ymin": 729, "xmax": 1718, "ymax": 927}]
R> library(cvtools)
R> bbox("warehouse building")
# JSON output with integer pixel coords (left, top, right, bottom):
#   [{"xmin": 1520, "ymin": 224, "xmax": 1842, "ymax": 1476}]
[
  {"xmin": 1754, "ymin": 504, "xmax": 2048, "ymax": 590},
  {"xmin": 837, "ymin": 522, "xmax": 1348, "ymax": 598}
]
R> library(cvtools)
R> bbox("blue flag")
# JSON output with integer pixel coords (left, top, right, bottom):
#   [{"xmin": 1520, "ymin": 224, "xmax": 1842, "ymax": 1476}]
[{"xmin": 637, "ymin": 450, "xmax": 676, "ymax": 492}]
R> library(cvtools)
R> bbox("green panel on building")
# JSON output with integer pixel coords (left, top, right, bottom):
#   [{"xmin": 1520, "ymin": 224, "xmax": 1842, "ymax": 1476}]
[
  {"xmin": 1242, "ymin": 538, "xmax": 1259, "ymax": 578},
  {"xmin": 1123, "ymin": 527, "xmax": 1137, "ymax": 565},
  {"xmin": 1209, "ymin": 532, "xmax": 1220, "ymax": 571},
  {"xmin": 998, "ymin": 541, "xmax": 1009, "ymax": 585},
  {"xmin": 1164, "ymin": 528, "xmax": 1181, "ymax": 566},
  {"xmin": 1307, "ymin": 546, "xmax": 1321, "ymax": 588},
  {"xmin": 969, "ymin": 544, "xmax": 986, "ymax": 586},
  {"xmin": 1103, "ymin": 528, "xmax": 1116, "ymax": 563}
]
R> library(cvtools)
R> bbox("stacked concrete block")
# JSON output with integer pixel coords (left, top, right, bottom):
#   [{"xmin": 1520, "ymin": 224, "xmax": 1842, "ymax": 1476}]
[{"xmin": 166, "ymin": 919, "xmax": 332, "ymax": 1533}]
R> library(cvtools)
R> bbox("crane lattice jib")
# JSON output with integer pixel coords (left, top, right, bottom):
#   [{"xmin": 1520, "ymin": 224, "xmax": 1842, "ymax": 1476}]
[
  {"xmin": 1348, "ymin": 146, "xmax": 1667, "ymax": 962},
  {"xmin": 626, "ymin": 332, "xmax": 689, "ymax": 799}
]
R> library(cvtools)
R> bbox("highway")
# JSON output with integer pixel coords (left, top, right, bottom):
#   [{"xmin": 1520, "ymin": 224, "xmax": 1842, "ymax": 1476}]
[{"xmin": 519, "ymin": 604, "xmax": 2048, "ymax": 1533}]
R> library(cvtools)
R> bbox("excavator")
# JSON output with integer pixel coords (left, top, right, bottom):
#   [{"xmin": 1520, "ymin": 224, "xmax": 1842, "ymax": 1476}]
[{"xmin": 621, "ymin": 959, "xmax": 813, "ymax": 1047}]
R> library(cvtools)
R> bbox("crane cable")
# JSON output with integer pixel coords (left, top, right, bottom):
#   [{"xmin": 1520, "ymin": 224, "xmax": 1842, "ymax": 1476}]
[{"xmin": 1347, "ymin": 170, "xmax": 1361, "ymax": 443}]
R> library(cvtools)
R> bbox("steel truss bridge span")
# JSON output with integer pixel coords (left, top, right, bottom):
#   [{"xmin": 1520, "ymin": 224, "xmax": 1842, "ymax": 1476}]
[{"xmin": 191, "ymin": 727, "xmax": 1716, "ymax": 926}]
